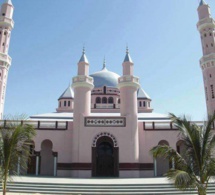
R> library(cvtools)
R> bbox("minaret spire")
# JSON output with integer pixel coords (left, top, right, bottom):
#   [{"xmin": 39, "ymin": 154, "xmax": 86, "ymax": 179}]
[
  {"xmin": 199, "ymin": 0, "xmax": 206, "ymax": 6},
  {"xmin": 4, "ymin": 0, "xmax": 13, "ymax": 5},
  {"xmin": 123, "ymin": 46, "xmax": 133, "ymax": 63},
  {"xmin": 79, "ymin": 46, "xmax": 89, "ymax": 63}
]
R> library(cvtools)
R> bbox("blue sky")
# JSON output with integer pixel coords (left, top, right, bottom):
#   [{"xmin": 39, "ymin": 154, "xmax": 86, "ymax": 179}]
[{"xmin": 3, "ymin": 0, "xmax": 215, "ymax": 120}]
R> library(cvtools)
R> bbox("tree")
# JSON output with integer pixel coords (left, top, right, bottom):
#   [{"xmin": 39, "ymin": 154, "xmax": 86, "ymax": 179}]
[
  {"xmin": 0, "ymin": 118, "xmax": 36, "ymax": 195},
  {"xmin": 150, "ymin": 113, "xmax": 215, "ymax": 195}
]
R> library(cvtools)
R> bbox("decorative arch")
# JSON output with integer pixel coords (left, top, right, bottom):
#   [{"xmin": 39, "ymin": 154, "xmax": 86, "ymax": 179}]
[
  {"xmin": 158, "ymin": 140, "xmax": 169, "ymax": 146},
  {"xmin": 92, "ymin": 132, "xmax": 118, "ymax": 147}
]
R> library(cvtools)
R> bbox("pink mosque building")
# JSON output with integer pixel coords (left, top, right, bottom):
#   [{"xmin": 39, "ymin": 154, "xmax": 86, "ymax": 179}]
[{"xmin": 0, "ymin": 0, "xmax": 215, "ymax": 178}]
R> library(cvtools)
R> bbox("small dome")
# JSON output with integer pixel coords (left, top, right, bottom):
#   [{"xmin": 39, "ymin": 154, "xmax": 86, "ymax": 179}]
[
  {"xmin": 58, "ymin": 86, "xmax": 74, "ymax": 100},
  {"xmin": 90, "ymin": 67, "xmax": 120, "ymax": 88},
  {"xmin": 137, "ymin": 88, "xmax": 151, "ymax": 99}
]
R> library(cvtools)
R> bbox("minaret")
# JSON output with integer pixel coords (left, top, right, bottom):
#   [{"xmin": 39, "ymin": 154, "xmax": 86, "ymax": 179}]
[
  {"xmin": 118, "ymin": 48, "xmax": 140, "ymax": 169},
  {"xmin": 0, "ymin": 0, "xmax": 14, "ymax": 119},
  {"xmin": 118, "ymin": 47, "xmax": 140, "ymax": 116},
  {"xmin": 197, "ymin": 0, "xmax": 215, "ymax": 116},
  {"xmin": 71, "ymin": 48, "xmax": 94, "ymax": 166}
]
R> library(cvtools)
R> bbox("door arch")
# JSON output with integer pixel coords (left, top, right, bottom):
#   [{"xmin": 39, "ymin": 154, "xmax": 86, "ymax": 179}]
[{"xmin": 92, "ymin": 133, "xmax": 119, "ymax": 177}]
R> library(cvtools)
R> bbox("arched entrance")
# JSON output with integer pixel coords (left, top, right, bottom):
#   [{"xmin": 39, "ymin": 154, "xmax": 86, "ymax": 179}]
[
  {"xmin": 157, "ymin": 140, "xmax": 169, "ymax": 176},
  {"xmin": 40, "ymin": 139, "xmax": 54, "ymax": 176},
  {"xmin": 92, "ymin": 133, "xmax": 119, "ymax": 177}
]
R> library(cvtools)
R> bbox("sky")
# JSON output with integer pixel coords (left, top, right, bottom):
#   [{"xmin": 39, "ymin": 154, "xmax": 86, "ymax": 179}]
[{"xmin": 3, "ymin": 0, "xmax": 215, "ymax": 120}]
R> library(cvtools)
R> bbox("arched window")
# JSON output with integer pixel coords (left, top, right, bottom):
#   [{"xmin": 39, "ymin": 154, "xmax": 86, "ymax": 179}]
[
  {"xmin": 118, "ymin": 99, "xmax": 120, "ymax": 104},
  {"xmin": 96, "ymin": 97, "xmax": 101, "ymax": 104},
  {"xmin": 148, "ymin": 102, "xmax": 150, "ymax": 107},
  {"xmin": 64, "ymin": 101, "xmax": 66, "ymax": 107},
  {"xmin": 108, "ymin": 97, "xmax": 113, "ymax": 104},
  {"xmin": 139, "ymin": 101, "xmax": 142, "ymax": 107},
  {"xmin": 143, "ymin": 101, "xmax": 146, "ymax": 107},
  {"xmin": 68, "ymin": 101, "xmax": 70, "ymax": 107},
  {"xmin": 102, "ymin": 97, "xmax": 107, "ymax": 104},
  {"xmin": 59, "ymin": 101, "xmax": 61, "ymax": 107}
]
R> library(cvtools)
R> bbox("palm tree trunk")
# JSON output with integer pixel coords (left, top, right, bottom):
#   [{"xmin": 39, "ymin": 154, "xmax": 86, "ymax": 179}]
[
  {"xmin": 198, "ymin": 187, "xmax": 206, "ymax": 195},
  {"xmin": 3, "ymin": 178, "xmax": 7, "ymax": 195},
  {"xmin": 3, "ymin": 168, "xmax": 8, "ymax": 195}
]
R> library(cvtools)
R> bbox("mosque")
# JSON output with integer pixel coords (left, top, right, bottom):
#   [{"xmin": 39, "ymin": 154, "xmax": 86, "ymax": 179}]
[{"xmin": 0, "ymin": 0, "xmax": 214, "ymax": 178}]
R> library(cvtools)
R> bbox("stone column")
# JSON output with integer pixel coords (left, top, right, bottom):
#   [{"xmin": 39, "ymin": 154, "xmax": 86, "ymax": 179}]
[
  {"xmin": 172, "ymin": 157, "xmax": 175, "ymax": 170},
  {"xmin": 35, "ymin": 151, "xmax": 40, "ymax": 176},
  {"xmin": 17, "ymin": 156, "xmax": 20, "ymax": 175},
  {"xmin": 154, "ymin": 158, "xmax": 157, "ymax": 177},
  {"xmin": 53, "ymin": 152, "xmax": 58, "ymax": 176}
]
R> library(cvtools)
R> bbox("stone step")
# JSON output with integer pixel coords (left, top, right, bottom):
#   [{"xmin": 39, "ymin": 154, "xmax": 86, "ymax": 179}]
[
  {"xmin": 2, "ymin": 176, "xmax": 215, "ymax": 195},
  {"xmin": 6, "ymin": 189, "xmax": 215, "ymax": 195}
]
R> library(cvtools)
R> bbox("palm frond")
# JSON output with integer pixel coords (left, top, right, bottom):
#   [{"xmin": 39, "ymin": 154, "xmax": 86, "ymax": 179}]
[{"xmin": 165, "ymin": 169, "xmax": 197, "ymax": 190}]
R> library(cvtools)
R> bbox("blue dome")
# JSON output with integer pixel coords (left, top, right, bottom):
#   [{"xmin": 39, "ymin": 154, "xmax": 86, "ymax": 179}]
[{"xmin": 90, "ymin": 67, "xmax": 120, "ymax": 88}]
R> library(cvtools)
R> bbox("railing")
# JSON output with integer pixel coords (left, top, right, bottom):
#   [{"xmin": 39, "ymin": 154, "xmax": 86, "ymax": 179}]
[
  {"xmin": 200, "ymin": 53, "xmax": 215, "ymax": 64},
  {"xmin": 72, "ymin": 75, "xmax": 93, "ymax": 83},
  {"xmin": 0, "ymin": 120, "xmax": 68, "ymax": 130},
  {"xmin": 0, "ymin": 16, "xmax": 14, "ymax": 28},
  {"xmin": 0, "ymin": 52, "xmax": 11, "ymax": 64},
  {"xmin": 118, "ymin": 75, "xmax": 139, "ymax": 83},
  {"xmin": 143, "ymin": 121, "xmax": 214, "ymax": 131},
  {"xmin": 95, "ymin": 104, "xmax": 114, "ymax": 109},
  {"xmin": 143, "ymin": 121, "xmax": 177, "ymax": 130},
  {"xmin": 197, "ymin": 17, "xmax": 214, "ymax": 29}
]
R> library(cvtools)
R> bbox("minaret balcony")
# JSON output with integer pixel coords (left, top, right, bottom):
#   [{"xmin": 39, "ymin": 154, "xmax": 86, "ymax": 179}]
[
  {"xmin": 0, "ymin": 16, "xmax": 14, "ymax": 29},
  {"xmin": 118, "ymin": 75, "xmax": 139, "ymax": 83},
  {"xmin": 200, "ymin": 53, "xmax": 215, "ymax": 63},
  {"xmin": 200, "ymin": 53, "xmax": 215, "ymax": 70},
  {"xmin": 72, "ymin": 75, "xmax": 94, "ymax": 89},
  {"xmin": 197, "ymin": 17, "xmax": 215, "ymax": 31},
  {"xmin": 0, "ymin": 52, "xmax": 11, "ymax": 65},
  {"xmin": 118, "ymin": 75, "xmax": 140, "ymax": 89}
]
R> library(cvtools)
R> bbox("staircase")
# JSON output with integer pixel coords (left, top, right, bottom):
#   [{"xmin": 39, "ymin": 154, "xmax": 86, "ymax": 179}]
[{"xmin": 3, "ymin": 176, "xmax": 215, "ymax": 195}]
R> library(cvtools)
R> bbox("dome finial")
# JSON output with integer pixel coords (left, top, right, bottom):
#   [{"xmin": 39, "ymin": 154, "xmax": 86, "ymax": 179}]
[{"xmin": 103, "ymin": 56, "xmax": 106, "ymax": 69}]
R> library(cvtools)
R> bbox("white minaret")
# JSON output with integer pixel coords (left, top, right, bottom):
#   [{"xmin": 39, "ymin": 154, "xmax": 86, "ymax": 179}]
[
  {"xmin": 197, "ymin": 0, "xmax": 215, "ymax": 117},
  {"xmin": 0, "ymin": 0, "xmax": 14, "ymax": 119},
  {"xmin": 71, "ymin": 48, "xmax": 94, "ymax": 171},
  {"xmin": 118, "ymin": 48, "xmax": 140, "ymax": 176}
]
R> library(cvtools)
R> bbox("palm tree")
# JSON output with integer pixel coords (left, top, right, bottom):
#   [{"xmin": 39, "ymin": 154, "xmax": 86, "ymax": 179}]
[
  {"xmin": 150, "ymin": 113, "xmax": 215, "ymax": 195},
  {"xmin": 0, "ymin": 118, "xmax": 36, "ymax": 195}
]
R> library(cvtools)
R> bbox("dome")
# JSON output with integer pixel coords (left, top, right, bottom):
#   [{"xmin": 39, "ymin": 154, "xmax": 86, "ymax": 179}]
[
  {"xmin": 58, "ymin": 85, "xmax": 74, "ymax": 100},
  {"xmin": 90, "ymin": 67, "xmax": 120, "ymax": 88}
]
